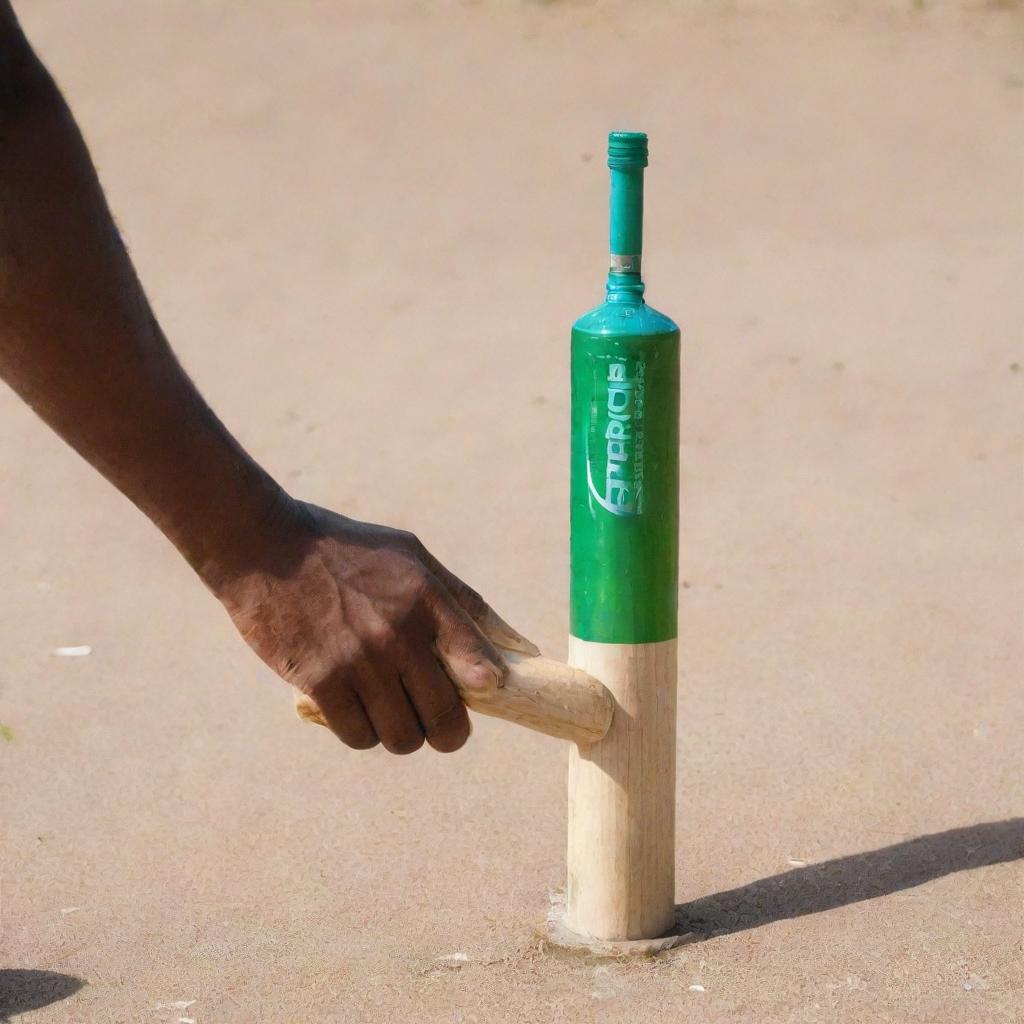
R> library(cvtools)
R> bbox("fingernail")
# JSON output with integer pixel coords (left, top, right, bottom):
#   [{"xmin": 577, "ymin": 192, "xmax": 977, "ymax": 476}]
[{"xmin": 479, "ymin": 607, "xmax": 541, "ymax": 657}]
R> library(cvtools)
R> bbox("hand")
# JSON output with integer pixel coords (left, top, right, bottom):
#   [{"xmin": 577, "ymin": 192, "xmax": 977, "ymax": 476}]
[
  {"xmin": 214, "ymin": 499, "xmax": 537, "ymax": 755},
  {"xmin": 0, "ymin": 14, "xmax": 542, "ymax": 755}
]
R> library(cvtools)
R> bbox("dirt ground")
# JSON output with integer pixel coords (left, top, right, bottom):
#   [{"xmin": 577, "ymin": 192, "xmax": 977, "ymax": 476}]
[{"xmin": 1, "ymin": 1, "xmax": 1022, "ymax": 1021}]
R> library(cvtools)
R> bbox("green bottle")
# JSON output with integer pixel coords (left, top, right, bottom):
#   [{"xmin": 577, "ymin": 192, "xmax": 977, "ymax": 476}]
[{"xmin": 569, "ymin": 131, "xmax": 680, "ymax": 646}]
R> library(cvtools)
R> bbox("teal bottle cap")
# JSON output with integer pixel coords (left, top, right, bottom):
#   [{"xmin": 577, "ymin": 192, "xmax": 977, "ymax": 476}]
[{"xmin": 607, "ymin": 131, "xmax": 648, "ymax": 169}]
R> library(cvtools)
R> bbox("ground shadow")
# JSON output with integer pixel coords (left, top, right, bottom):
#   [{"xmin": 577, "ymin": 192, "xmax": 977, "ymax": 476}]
[
  {"xmin": 676, "ymin": 818, "xmax": 1024, "ymax": 939},
  {"xmin": 0, "ymin": 970, "xmax": 85, "ymax": 1021}
]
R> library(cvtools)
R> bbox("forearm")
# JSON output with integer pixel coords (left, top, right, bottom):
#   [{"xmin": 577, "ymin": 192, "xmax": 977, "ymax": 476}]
[
  {"xmin": 0, "ymin": 3, "xmax": 533, "ymax": 759},
  {"xmin": 0, "ymin": 18, "xmax": 290, "ymax": 587}
]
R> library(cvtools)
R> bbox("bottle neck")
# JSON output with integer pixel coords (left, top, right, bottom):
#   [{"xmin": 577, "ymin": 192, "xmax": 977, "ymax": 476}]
[{"xmin": 606, "ymin": 165, "xmax": 645, "ymax": 303}]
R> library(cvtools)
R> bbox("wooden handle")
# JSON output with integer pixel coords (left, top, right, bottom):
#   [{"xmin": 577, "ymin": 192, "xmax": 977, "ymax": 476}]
[
  {"xmin": 459, "ymin": 649, "xmax": 613, "ymax": 745},
  {"xmin": 295, "ymin": 649, "xmax": 614, "ymax": 746}
]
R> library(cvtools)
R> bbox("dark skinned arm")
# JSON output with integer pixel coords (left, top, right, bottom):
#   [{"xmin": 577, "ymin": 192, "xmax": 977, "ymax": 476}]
[{"xmin": 0, "ymin": 3, "xmax": 536, "ymax": 755}]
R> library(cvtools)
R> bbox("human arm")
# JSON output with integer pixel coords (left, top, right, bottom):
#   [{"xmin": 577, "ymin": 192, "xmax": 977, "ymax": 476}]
[{"xmin": 0, "ymin": 3, "xmax": 535, "ymax": 754}]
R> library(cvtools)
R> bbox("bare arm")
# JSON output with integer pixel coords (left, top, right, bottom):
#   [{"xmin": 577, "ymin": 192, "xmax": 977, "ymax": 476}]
[
  {"xmin": 0, "ymin": 5, "xmax": 535, "ymax": 754},
  {"xmin": 0, "ymin": 7, "xmax": 287, "ymax": 588}
]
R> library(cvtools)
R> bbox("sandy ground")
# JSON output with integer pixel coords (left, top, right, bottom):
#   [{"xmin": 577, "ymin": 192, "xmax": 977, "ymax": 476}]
[{"xmin": 1, "ymin": 1, "xmax": 1022, "ymax": 1021}]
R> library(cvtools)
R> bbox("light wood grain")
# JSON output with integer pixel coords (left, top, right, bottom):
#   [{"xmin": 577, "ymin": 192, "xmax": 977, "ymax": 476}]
[
  {"xmin": 461, "ymin": 650, "xmax": 614, "ymax": 744},
  {"xmin": 566, "ymin": 637, "xmax": 677, "ymax": 941},
  {"xmin": 295, "ymin": 649, "xmax": 615, "ymax": 746}
]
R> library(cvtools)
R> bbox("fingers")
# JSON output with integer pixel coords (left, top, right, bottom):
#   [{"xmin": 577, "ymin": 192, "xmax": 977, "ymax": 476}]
[
  {"xmin": 305, "ymin": 682, "xmax": 379, "ymax": 750},
  {"xmin": 474, "ymin": 605, "xmax": 541, "ymax": 657},
  {"xmin": 301, "ymin": 658, "xmax": 466, "ymax": 755},
  {"xmin": 399, "ymin": 655, "xmax": 471, "ymax": 753},
  {"xmin": 288, "ymin": 526, "xmax": 537, "ymax": 757},
  {"xmin": 422, "ymin": 581, "xmax": 507, "ymax": 693},
  {"xmin": 413, "ymin": 541, "xmax": 539, "ymax": 657},
  {"xmin": 355, "ymin": 663, "xmax": 425, "ymax": 756}
]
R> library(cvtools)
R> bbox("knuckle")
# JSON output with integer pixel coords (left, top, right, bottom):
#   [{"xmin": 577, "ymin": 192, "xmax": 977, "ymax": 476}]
[
  {"xmin": 364, "ymin": 615, "xmax": 396, "ymax": 650},
  {"xmin": 394, "ymin": 529, "xmax": 422, "ymax": 554}
]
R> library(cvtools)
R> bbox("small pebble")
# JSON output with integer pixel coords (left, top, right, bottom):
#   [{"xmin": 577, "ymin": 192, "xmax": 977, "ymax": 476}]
[
  {"xmin": 689, "ymin": 984, "xmax": 705, "ymax": 993},
  {"xmin": 52, "ymin": 645, "xmax": 92, "ymax": 657}
]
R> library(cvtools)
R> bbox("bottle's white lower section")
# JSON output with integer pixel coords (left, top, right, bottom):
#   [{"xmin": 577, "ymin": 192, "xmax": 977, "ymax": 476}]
[{"xmin": 566, "ymin": 636, "xmax": 678, "ymax": 942}]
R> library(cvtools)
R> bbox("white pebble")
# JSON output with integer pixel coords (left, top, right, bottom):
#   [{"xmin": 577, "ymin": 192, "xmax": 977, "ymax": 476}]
[
  {"xmin": 52, "ymin": 645, "xmax": 92, "ymax": 657},
  {"xmin": 787, "ymin": 858, "xmax": 808, "ymax": 867},
  {"xmin": 689, "ymin": 984, "xmax": 705, "ymax": 992}
]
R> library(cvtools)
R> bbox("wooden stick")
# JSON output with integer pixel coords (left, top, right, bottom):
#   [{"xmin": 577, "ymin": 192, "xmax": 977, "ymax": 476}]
[
  {"xmin": 295, "ymin": 648, "xmax": 614, "ymax": 747},
  {"xmin": 566, "ymin": 637, "xmax": 677, "ymax": 940},
  {"xmin": 461, "ymin": 649, "xmax": 613, "ymax": 745}
]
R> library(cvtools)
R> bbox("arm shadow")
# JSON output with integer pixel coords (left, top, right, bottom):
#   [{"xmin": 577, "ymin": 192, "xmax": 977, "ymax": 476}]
[
  {"xmin": 676, "ymin": 818, "xmax": 1024, "ymax": 939},
  {"xmin": 0, "ymin": 970, "xmax": 85, "ymax": 1022}
]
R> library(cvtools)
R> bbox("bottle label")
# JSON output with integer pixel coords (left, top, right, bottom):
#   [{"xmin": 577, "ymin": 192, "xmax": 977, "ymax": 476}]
[
  {"xmin": 609, "ymin": 254, "xmax": 641, "ymax": 273},
  {"xmin": 585, "ymin": 358, "xmax": 646, "ymax": 517}
]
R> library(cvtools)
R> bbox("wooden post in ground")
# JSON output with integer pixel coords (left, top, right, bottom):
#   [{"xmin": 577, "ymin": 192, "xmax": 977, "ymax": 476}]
[
  {"xmin": 566, "ymin": 639, "xmax": 677, "ymax": 940},
  {"xmin": 558, "ymin": 130, "xmax": 683, "ymax": 950}
]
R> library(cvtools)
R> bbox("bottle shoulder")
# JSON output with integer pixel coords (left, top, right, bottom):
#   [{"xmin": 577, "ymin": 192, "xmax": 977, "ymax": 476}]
[{"xmin": 572, "ymin": 299, "xmax": 680, "ymax": 338}]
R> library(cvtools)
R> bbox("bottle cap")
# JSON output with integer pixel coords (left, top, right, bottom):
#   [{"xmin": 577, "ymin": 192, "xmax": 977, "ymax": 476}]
[{"xmin": 607, "ymin": 131, "xmax": 648, "ymax": 170}]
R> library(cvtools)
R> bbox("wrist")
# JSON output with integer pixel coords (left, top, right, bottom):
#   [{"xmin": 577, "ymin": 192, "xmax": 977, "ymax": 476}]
[{"xmin": 172, "ymin": 468, "xmax": 315, "ymax": 599}]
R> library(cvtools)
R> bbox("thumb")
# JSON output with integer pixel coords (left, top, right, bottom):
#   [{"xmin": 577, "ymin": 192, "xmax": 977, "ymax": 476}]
[
  {"xmin": 425, "ymin": 583, "xmax": 508, "ymax": 693},
  {"xmin": 474, "ymin": 605, "xmax": 541, "ymax": 658},
  {"xmin": 417, "ymin": 549, "xmax": 540, "ymax": 657}
]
